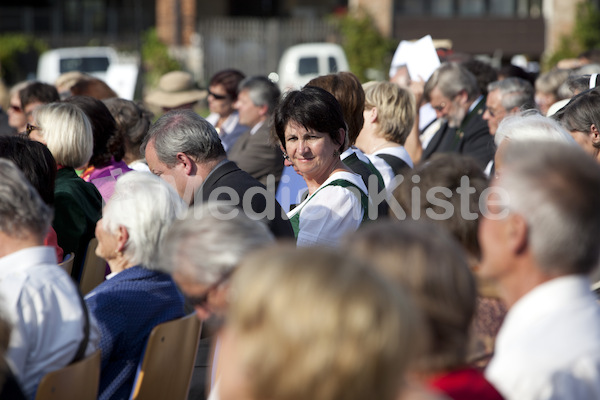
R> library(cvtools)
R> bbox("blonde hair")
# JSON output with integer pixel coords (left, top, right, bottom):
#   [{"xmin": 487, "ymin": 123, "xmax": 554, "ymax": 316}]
[
  {"xmin": 344, "ymin": 220, "xmax": 477, "ymax": 373},
  {"xmin": 33, "ymin": 102, "xmax": 93, "ymax": 168},
  {"xmin": 363, "ymin": 81, "xmax": 415, "ymax": 145},
  {"xmin": 228, "ymin": 245, "xmax": 417, "ymax": 400}
]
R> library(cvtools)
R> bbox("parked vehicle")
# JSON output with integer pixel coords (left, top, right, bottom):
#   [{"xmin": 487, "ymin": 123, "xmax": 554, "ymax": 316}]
[
  {"xmin": 36, "ymin": 46, "xmax": 118, "ymax": 84},
  {"xmin": 274, "ymin": 43, "xmax": 350, "ymax": 91},
  {"xmin": 36, "ymin": 46, "xmax": 139, "ymax": 100}
]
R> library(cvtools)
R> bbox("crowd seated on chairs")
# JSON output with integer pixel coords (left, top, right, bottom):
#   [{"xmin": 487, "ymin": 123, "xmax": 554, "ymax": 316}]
[
  {"xmin": 84, "ymin": 172, "xmax": 186, "ymax": 400},
  {"xmin": 3, "ymin": 52, "xmax": 600, "ymax": 400}
]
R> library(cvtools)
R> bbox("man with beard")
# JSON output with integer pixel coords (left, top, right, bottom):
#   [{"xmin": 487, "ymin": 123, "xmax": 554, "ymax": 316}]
[{"xmin": 420, "ymin": 62, "xmax": 495, "ymax": 168}]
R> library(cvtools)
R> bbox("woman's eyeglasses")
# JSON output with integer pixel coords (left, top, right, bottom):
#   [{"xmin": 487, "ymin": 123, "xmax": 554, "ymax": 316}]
[
  {"xmin": 208, "ymin": 90, "xmax": 228, "ymax": 101},
  {"xmin": 20, "ymin": 123, "xmax": 39, "ymax": 138}
]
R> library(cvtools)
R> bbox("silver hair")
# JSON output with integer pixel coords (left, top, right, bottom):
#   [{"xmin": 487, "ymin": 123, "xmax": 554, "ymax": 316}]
[
  {"xmin": 101, "ymin": 171, "xmax": 186, "ymax": 271},
  {"xmin": 161, "ymin": 201, "xmax": 275, "ymax": 284},
  {"xmin": 535, "ymin": 68, "xmax": 570, "ymax": 97},
  {"xmin": 424, "ymin": 62, "xmax": 479, "ymax": 102},
  {"xmin": 238, "ymin": 76, "xmax": 281, "ymax": 115},
  {"xmin": 498, "ymin": 141, "xmax": 600, "ymax": 275},
  {"xmin": 140, "ymin": 109, "xmax": 225, "ymax": 167},
  {"xmin": 494, "ymin": 111, "xmax": 577, "ymax": 147},
  {"xmin": 0, "ymin": 159, "xmax": 52, "ymax": 239},
  {"xmin": 487, "ymin": 77, "xmax": 535, "ymax": 112}
]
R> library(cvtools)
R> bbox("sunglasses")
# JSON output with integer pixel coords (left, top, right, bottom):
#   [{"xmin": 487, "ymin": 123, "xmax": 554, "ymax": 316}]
[
  {"xmin": 208, "ymin": 90, "xmax": 228, "ymax": 100},
  {"xmin": 185, "ymin": 268, "xmax": 235, "ymax": 307},
  {"xmin": 20, "ymin": 123, "xmax": 39, "ymax": 138}
]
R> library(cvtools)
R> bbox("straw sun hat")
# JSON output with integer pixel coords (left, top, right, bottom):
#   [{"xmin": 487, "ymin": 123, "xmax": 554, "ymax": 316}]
[{"xmin": 145, "ymin": 71, "xmax": 207, "ymax": 108}]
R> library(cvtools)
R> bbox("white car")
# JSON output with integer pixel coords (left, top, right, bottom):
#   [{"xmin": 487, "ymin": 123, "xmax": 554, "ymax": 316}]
[
  {"xmin": 37, "ymin": 46, "xmax": 118, "ymax": 84},
  {"xmin": 274, "ymin": 43, "xmax": 350, "ymax": 92},
  {"xmin": 36, "ymin": 47, "xmax": 138, "ymax": 100}
]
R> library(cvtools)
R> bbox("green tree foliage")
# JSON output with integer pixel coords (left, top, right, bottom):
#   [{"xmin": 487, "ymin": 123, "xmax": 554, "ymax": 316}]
[
  {"xmin": 573, "ymin": 1, "xmax": 600, "ymax": 50},
  {"xmin": 545, "ymin": 1, "xmax": 600, "ymax": 70},
  {"xmin": 336, "ymin": 11, "xmax": 395, "ymax": 82},
  {"xmin": 141, "ymin": 28, "xmax": 181, "ymax": 87},
  {"xmin": 0, "ymin": 34, "xmax": 47, "ymax": 85}
]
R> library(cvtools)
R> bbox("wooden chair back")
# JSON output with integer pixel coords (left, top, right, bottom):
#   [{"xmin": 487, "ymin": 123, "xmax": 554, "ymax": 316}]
[
  {"xmin": 58, "ymin": 252, "xmax": 75, "ymax": 276},
  {"xmin": 34, "ymin": 350, "xmax": 101, "ymax": 400},
  {"xmin": 130, "ymin": 313, "xmax": 202, "ymax": 400},
  {"xmin": 79, "ymin": 238, "xmax": 107, "ymax": 295}
]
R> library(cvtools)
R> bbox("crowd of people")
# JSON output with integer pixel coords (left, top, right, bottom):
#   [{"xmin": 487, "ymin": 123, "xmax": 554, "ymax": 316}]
[{"xmin": 0, "ymin": 48, "xmax": 599, "ymax": 400}]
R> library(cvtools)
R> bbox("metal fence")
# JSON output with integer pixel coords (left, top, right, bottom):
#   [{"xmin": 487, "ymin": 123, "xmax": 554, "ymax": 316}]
[{"xmin": 197, "ymin": 17, "xmax": 341, "ymax": 84}]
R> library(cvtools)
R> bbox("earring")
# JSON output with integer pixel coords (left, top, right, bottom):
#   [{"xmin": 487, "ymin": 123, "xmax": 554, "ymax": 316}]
[
  {"xmin": 283, "ymin": 153, "xmax": 291, "ymax": 161},
  {"xmin": 333, "ymin": 149, "xmax": 340, "ymax": 157}
]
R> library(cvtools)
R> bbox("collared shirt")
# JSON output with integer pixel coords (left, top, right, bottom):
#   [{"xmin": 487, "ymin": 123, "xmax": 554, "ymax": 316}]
[
  {"xmin": 486, "ymin": 275, "xmax": 600, "ymax": 400},
  {"xmin": 250, "ymin": 119, "xmax": 264, "ymax": 136},
  {"xmin": 0, "ymin": 246, "xmax": 100, "ymax": 399},
  {"xmin": 206, "ymin": 112, "xmax": 247, "ymax": 153}
]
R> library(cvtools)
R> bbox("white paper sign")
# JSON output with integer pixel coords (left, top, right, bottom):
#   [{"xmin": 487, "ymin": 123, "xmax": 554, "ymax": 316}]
[{"xmin": 390, "ymin": 35, "xmax": 440, "ymax": 82}]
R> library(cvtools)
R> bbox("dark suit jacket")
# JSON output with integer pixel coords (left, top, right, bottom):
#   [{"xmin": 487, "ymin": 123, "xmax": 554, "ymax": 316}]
[
  {"xmin": 422, "ymin": 98, "xmax": 495, "ymax": 169},
  {"xmin": 227, "ymin": 122, "xmax": 284, "ymax": 187},
  {"xmin": 198, "ymin": 160, "xmax": 294, "ymax": 239}
]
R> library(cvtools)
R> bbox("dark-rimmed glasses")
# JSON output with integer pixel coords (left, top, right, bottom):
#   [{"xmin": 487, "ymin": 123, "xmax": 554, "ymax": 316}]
[
  {"xmin": 20, "ymin": 123, "xmax": 39, "ymax": 138},
  {"xmin": 186, "ymin": 268, "xmax": 235, "ymax": 307},
  {"xmin": 208, "ymin": 90, "xmax": 228, "ymax": 101}
]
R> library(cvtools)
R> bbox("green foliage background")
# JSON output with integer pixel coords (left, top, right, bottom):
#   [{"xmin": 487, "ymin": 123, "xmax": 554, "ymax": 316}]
[
  {"xmin": 335, "ymin": 11, "xmax": 395, "ymax": 82},
  {"xmin": 141, "ymin": 28, "xmax": 182, "ymax": 88},
  {"xmin": 0, "ymin": 34, "xmax": 47, "ymax": 85},
  {"xmin": 545, "ymin": 1, "xmax": 600, "ymax": 70}
]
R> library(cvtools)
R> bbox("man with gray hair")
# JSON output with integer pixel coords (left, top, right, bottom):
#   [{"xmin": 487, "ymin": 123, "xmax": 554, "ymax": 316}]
[
  {"xmin": 479, "ymin": 141, "xmax": 600, "ymax": 399},
  {"xmin": 229, "ymin": 76, "xmax": 284, "ymax": 186},
  {"xmin": 483, "ymin": 77, "xmax": 535, "ymax": 136},
  {"xmin": 0, "ymin": 159, "xmax": 99, "ymax": 398},
  {"xmin": 421, "ymin": 62, "xmax": 495, "ymax": 168},
  {"xmin": 161, "ymin": 201, "xmax": 275, "ymax": 399},
  {"xmin": 492, "ymin": 112, "xmax": 576, "ymax": 175},
  {"xmin": 141, "ymin": 109, "xmax": 293, "ymax": 239}
]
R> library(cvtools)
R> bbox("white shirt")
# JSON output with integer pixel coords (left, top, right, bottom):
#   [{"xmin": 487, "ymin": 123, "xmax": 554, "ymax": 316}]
[
  {"xmin": 206, "ymin": 111, "xmax": 247, "ymax": 152},
  {"xmin": 0, "ymin": 246, "xmax": 100, "ymax": 398},
  {"xmin": 485, "ymin": 275, "xmax": 600, "ymax": 400},
  {"xmin": 366, "ymin": 146, "xmax": 413, "ymax": 190},
  {"xmin": 287, "ymin": 171, "xmax": 367, "ymax": 248},
  {"xmin": 341, "ymin": 146, "xmax": 371, "ymax": 164},
  {"xmin": 128, "ymin": 159, "xmax": 151, "ymax": 173}
]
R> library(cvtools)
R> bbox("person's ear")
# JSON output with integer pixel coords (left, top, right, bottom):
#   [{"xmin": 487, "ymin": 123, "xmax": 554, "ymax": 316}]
[
  {"xmin": 508, "ymin": 213, "xmax": 528, "ymax": 255},
  {"xmin": 336, "ymin": 128, "xmax": 346, "ymax": 148},
  {"xmin": 116, "ymin": 226, "xmax": 129, "ymax": 253},
  {"xmin": 176, "ymin": 152, "xmax": 196, "ymax": 176},
  {"xmin": 590, "ymin": 124, "xmax": 600, "ymax": 145},
  {"xmin": 457, "ymin": 89, "xmax": 468, "ymax": 105},
  {"xmin": 367, "ymin": 107, "xmax": 378, "ymax": 124},
  {"xmin": 258, "ymin": 104, "xmax": 269, "ymax": 118}
]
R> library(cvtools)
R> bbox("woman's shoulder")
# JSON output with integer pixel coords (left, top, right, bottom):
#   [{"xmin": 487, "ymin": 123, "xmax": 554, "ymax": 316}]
[
  {"xmin": 55, "ymin": 174, "xmax": 102, "ymax": 208},
  {"xmin": 321, "ymin": 171, "xmax": 368, "ymax": 194},
  {"xmin": 88, "ymin": 268, "xmax": 177, "ymax": 300}
]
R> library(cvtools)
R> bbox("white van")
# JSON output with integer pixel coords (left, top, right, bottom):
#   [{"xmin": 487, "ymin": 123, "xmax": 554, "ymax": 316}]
[
  {"xmin": 275, "ymin": 43, "xmax": 350, "ymax": 91},
  {"xmin": 36, "ymin": 46, "xmax": 118, "ymax": 84}
]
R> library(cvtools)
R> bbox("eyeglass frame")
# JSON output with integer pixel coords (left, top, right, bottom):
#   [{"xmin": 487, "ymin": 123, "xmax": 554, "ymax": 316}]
[
  {"xmin": 20, "ymin": 123, "xmax": 40, "ymax": 138},
  {"xmin": 207, "ymin": 89, "xmax": 228, "ymax": 101},
  {"xmin": 185, "ymin": 268, "xmax": 235, "ymax": 308}
]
